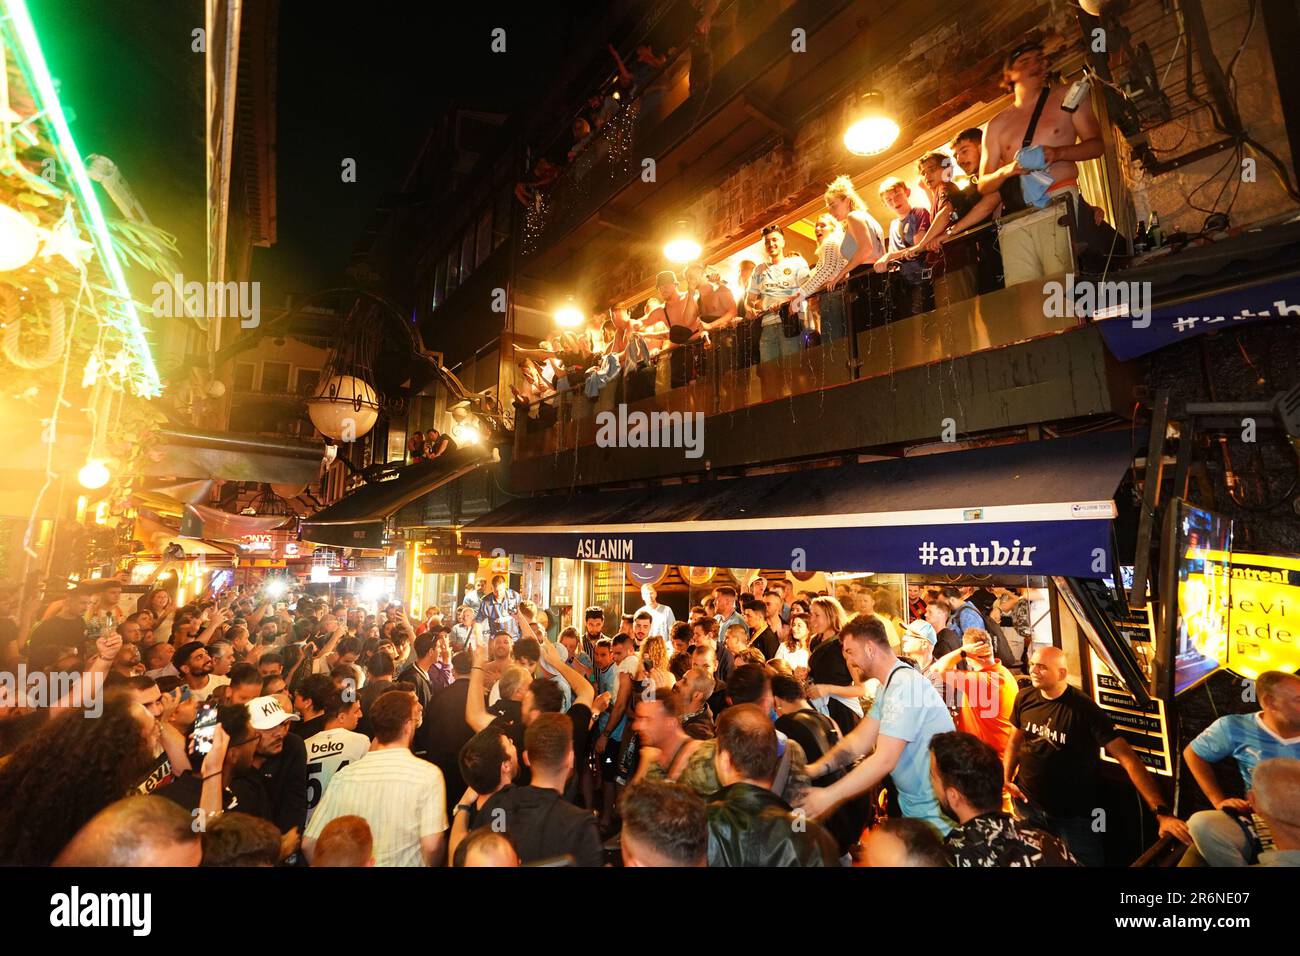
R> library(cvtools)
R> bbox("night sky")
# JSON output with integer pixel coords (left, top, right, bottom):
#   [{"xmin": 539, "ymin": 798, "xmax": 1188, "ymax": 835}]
[{"xmin": 29, "ymin": 0, "xmax": 604, "ymax": 310}]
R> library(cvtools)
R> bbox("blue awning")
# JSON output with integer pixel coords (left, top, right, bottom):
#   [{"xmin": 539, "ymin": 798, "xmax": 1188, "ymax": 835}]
[{"xmin": 462, "ymin": 432, "xmax": 1134, "ymax": 577}]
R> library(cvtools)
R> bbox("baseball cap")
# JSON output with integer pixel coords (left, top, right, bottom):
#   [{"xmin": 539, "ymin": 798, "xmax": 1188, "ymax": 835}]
[
  {"xmin": 904, "ymin": 619, "xmax": 938, "ymax": 645},
  {"xmin": 247, "ymin": 695, "xmax": 301, "ymax": 730}
]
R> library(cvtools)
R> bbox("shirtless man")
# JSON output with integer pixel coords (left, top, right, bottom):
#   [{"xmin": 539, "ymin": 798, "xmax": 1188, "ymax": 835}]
[
  {"xmin": 979, "ymin": 39, "xmax": 1103, "ymax": 286},
  {"xmin": 647, "ymin": 271, "xmax": 705, "ymax": 388},
  {"xmin": 684, "ymin": 263, "xmax": 736, "ymax": 331},
  {"xmin": 646, "ymin": 270, "xmax": 702, "ymax": 341}
]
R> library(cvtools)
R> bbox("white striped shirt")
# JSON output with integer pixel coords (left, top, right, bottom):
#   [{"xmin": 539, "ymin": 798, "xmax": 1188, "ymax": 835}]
[{"xmin": 304, "ymin": 746, "xmax": 447, "ymax": 867}]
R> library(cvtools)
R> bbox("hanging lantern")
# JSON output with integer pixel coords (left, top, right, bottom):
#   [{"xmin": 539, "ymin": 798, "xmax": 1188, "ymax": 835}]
[
  {"xmin": 663, "ymin": 218, "xmax": 701, "ymax": 264},
  {"xmin": 307, "ymin": 373, "xmax": 380, "ymax": 441},
  {"xmin": 0, "ymin": 203, "xmax": 42, "ymax": 270},
  {"xmin": 78, "ymin": 458, "xmax": 111, "ymax": 489},
  {"xmin": 843, "ymin": 91, "xmax": 900, "ymax": 157},
  {"xmin": 554, "ymin": 295, "xmax": 584, "ymax": 328}
]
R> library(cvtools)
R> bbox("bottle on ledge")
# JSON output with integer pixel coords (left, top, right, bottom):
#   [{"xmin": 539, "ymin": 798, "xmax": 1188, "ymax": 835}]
[
  {"xmin": 1134, "ymin": 219, "xmax": 1149, "ymax": 254},
  {"xmin": 1147, "ymin": 211, "xmax": 1163, "ymax": 249}
]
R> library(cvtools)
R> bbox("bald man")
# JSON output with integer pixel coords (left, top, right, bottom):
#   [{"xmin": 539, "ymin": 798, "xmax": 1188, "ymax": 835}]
[
  {"xmin": 1003, "ymin": 646, "xmax": 1189, "ymax": 866},
  {"xmin": 860, "ymin": 817, "xmax": 951, "ymax": 867},
  {"xmin": 1249, "ymin": 759, "xmax": 1300, "ymax": 867},
  {"xmin": 1182, "ymin": 671, "xmax": 1300, "ymax": 867},
  {"xmin": 456, "ymin": 829, "xmax": 520, "ymax": 867},
  {"xmin": 54, "ymin": 796, "xmax": 202, "ymax": 867}
]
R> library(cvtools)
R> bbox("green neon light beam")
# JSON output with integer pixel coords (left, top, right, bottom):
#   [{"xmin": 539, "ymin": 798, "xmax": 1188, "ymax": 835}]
[{"xmin": 3, "ymin": 0, "xmax": 162, "ymax": 396}]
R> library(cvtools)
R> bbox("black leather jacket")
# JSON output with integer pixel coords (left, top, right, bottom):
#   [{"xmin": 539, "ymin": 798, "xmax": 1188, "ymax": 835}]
[{"xmin": 707, "ymin": 783, "xmax": 840, "ymax": 867}]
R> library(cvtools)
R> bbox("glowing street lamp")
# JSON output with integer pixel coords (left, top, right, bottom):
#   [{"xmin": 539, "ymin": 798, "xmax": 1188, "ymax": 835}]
[
  {"xmin": 663, "ymin": 219, "xmax": 701, "ymax": 264},
  {"xmin": 554, "ymin": 295, "xmax": 584, "ymax": 327},
  {"xmin": 843, "ymin": 92, "xmax": 900, "ymax": 157},
  {"xmin": 77, "ymin": 458, "xmax": 111, "ymax": 489}
]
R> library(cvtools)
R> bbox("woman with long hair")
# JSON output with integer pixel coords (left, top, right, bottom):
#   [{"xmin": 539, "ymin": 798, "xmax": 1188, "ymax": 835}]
[
  {"xmin": 637, "ymin": 634, "xmax": 675, "ymax": 692},
  {"xmin": 791, "ymin": 176, "xmax": 887, "ymax": 341},
  {"xmin": 0, "ymin": 696, "xmax": 156, "ymax": 865},
  {"xmin": 776, "ymin": 612, "xmax": 811, "ymax": 672},
  {"xmin": 805, "ymin": 595, "xmax": 866, "ymax": 737}
]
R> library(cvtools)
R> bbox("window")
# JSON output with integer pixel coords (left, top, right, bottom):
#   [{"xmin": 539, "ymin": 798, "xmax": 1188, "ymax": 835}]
[
  {"xmin": 446, "ymin": 247, "xmax": 460, "ymax": 296},
  {"xmin": 260, "ymin": 361, "xmax": 290, "ymax": 393},
  {"xmin": 475, "ymin": 207, "xmax": 493, "ymax": 266},
  {"xmin": 433, "ymin": 258, "xmax": 446, "ymax": 310},
  {"xmin": 460, "ymin": 229, "xmax": 475, "ymax": 283},
  {"xmin": 233, "ymin": 362, "xmax": 255, "ymax": 391},
  {"xmin": 295, "ymin": 368, "xmax": 321, "ymax": 396},
  {"xmin": 494, "ymin": 185, "xmax": 512, "ymax": 249}
]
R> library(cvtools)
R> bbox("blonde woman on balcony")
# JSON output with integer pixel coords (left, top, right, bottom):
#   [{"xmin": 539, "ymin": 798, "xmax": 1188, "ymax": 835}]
[{"xmin": 791, "ymin": 176, "xmax": 885, "ymax": 341}]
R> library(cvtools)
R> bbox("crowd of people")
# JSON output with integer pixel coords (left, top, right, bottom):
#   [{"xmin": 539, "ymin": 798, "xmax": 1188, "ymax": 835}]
[
  {"xmin": 511, "ymin": 36, "xmax": 1125, "ymax": 422},
  {"xmin": 3, "ymin": 567, "xmax": 1294, "ymax": 869}
]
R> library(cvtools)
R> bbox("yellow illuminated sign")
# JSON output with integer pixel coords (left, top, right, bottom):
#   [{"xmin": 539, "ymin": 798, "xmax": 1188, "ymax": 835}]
[{"xmin": 1197, "ymin": 551, "xmax": 1300, "ymax": 680}]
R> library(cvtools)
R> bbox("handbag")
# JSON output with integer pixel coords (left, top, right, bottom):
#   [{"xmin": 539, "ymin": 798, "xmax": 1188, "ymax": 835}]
[
  {"xmin": 997, "ymin": 85, "xmax": 1051, "ymax": 216},
  {"xmin": 778, "ymin": 300, "xmax": 801, "ymax": 338}
]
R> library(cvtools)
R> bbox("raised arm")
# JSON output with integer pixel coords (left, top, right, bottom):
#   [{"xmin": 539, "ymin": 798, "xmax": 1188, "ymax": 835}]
[{"xmin": 464, "ymin": 640, "xmax": 494, "ymax": 733}]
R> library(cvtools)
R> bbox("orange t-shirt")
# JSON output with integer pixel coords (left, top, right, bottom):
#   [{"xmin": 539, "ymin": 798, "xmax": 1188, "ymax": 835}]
[{"xmin": 937, "ymin": 657, "xmax": 1019, "ymax": 757}]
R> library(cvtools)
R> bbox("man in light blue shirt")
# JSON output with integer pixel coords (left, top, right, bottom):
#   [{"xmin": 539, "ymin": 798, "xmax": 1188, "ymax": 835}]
[
  {"xmin": 1184, "ymin": 670, "xmax": 1300, "ymax": 866},
  {"xmin": 635, "ymin": 583, "xmax": 676, "ymax": 640},
  {"xmin": 801, "ymin": 614, "xmax": 955, "ymax": 834}
]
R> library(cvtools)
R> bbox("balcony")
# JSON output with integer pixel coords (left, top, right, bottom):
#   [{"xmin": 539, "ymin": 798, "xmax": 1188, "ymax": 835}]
[
  {"xmin": 517, "ymin": 0, "xmax": 863, "ymax": 288},
  {"xmin": 510, "ymin": 205, "xmax": 1142, "ymax": 492}
]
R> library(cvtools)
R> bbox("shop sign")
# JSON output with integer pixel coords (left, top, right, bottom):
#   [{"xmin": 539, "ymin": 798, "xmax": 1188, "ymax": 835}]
[
  {"xmin": 1194, "ymin": 550, "xmax": 1300, "ymax": 681},
  {"xmin": 419, "ymin": 554, "xmax": 478, "ymax": 574},
  {"xmin": 551, "ymin": 558, "xmax": 575, "ymax": 606},
  {"xmin": 1091, "ymin": 650, "xmax": 1172, "ymax": 777},
  {"xmin": 240, "ymin": 533, "xmax": 273, "ymax": 553}
]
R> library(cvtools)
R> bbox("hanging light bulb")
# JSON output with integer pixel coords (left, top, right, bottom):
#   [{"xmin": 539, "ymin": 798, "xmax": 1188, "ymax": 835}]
[
  {"xmin": 554, "ymin": 295, "xmax": 584, "ymax": 328},
  {"xmin": 843, "ymin": 92, "xmax": 900, "ymax": 156},
  {"xmin": 78, "ymin": 458, "xmax": 111, "ymax": 489},
  {"xmin": 663, "ymin": 218, "xmax": 701, "ymax": 264},
  {"xmin": 0, "ymin": 203, "xmax": 42, "ymax": 270}
]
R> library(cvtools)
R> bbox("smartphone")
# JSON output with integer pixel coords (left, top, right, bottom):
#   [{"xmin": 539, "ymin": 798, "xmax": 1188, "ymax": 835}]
[{"xmin": 191, "ymin": 701, "xmax": 219, "ymax": 755}]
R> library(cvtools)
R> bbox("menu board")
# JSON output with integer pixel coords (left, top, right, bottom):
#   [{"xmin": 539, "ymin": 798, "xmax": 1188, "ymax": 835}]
[{"xmin": 1091, "ymin": 650, "xmax": 1172, "ymax": 776}]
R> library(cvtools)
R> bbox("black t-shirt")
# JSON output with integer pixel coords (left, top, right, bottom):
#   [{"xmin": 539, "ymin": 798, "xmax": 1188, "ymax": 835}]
[
  {"xmin": 157, "ymin": 769, "xmax": 274, "ymax": 821},
  {"xmin": 1011, "ymin": 685, "xmax": 1121, "ymax": 815},
  {"xmin": 478, "ymin": 784, "xmax": 604, "ymax": 866},
  {"xmin": 255, "ymin": 731, "xmax": 308, "ymax": 833},
  {"xmin": 488, "ymin": 702, "xmax": 593, "ymax": 796},
  {"xmin": 945, "ymin": 181, "xmax": 982, "ymax": 222},
  {"xmin": 934, "ymin": 627, "xmax": 962, "ymax": 658},
  {"xmin": 808, "ymin": 636, "xmax": 853, "ymax": 686},
  {"xmin": 750, "ymin": 628, "xmax": 779, "ymax": 661},
  {"xmin": 26, "ymin": 615, "xmax": 87, "ymax": 658},
  {"xmin": 291, "ymin": 714, "xmax": 326, "ymax": 739}
]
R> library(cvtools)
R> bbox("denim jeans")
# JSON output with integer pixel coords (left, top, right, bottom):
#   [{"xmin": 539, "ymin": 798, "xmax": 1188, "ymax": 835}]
[
  {"xmin": 1187, "ymin": 810, "xmax": 1254, "ymax": 867},
  {"xmin": 1013, "ymin": 798, "xmax": 1105, "ymax": 867},
  {"xmin": 817, "ymin": 289, "xmax": 848, "ymax": 342},
  {"xmin": 758, "ymin": 320, "xmax": 801, "ymax": 363}
]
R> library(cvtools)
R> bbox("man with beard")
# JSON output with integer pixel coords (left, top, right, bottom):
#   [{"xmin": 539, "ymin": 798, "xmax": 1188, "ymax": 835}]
[
  {"xmin": 931, "ymin": 730, "xmax": 1076, "ymax": 867},
  {"xmin": 247, "ymin": 695, "xmax": 308, "ymax": 851},
  {"xmin": 175, "ymin": 642, "xmax": 229, "ymax": 703},
  {"xmin": 446, "ymin": 728, "xmax": 519, "ymax": 860}
]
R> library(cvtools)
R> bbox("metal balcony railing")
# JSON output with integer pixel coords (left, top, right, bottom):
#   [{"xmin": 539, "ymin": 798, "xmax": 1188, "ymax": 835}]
[{"xmin": 514, "ymin": 197, "xmax": 1088, "ymax": 457}]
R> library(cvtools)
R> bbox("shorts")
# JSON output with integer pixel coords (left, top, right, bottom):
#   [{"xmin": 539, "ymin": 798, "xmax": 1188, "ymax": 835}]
[{"xmin": 997, "ymin": 187, "xmax": 1077, "ymax": 287}]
